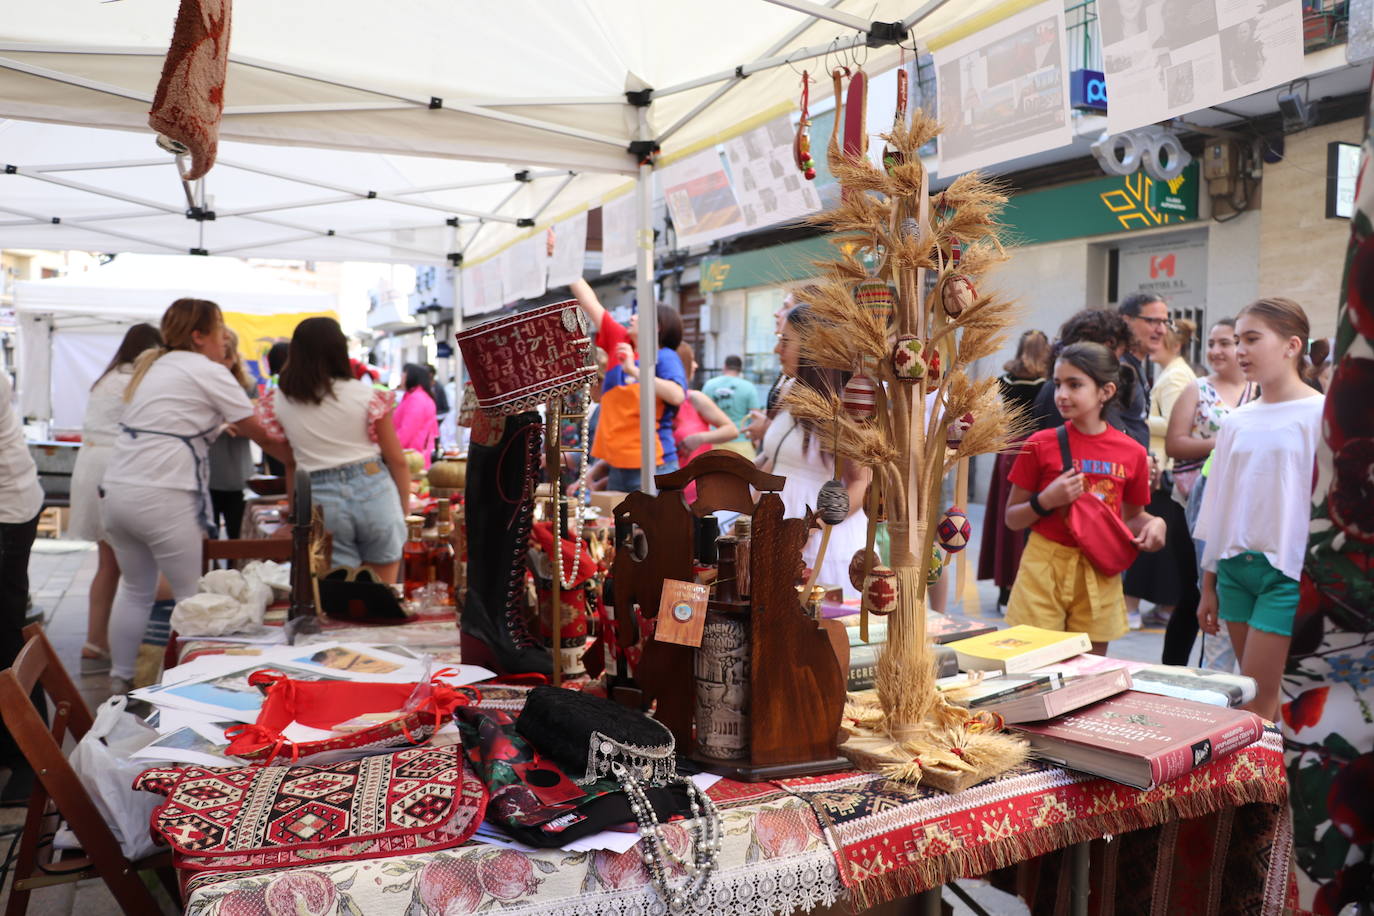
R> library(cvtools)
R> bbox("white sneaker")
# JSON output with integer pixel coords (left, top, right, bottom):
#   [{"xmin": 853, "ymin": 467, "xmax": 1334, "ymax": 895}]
[{"xmin": 1127, "ymin": 611, "xmax": 1143, "ymax": 631}]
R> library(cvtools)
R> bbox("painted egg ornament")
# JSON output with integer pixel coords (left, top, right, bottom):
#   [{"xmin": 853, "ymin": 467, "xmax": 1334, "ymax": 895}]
[
  {"xmin": 927, "ymin": 545, "xmax": 944, "ymax": 586},
  {"xmin": 937, "ymin": 507, "xmax": 972, "ymax": 553},
  {"xmin": 892, "ymin": 335, "xmax": 926, "ymax": 381},
  {"xmin": 941, "ymin": 274, "xmax": 977, "ymax": 319},
  {"xmin": 927, "ymin": 349, "xmax": 941, "ymax": 382},
  {"xmin": 855, "ymin": 279, "xmax": 896, "ymax": 327},
  {"xmin": 863, "ymin": 565, "xmax": 899, "ymax": 616},
  {"xmin": 841, "ymin": 375, "xmax": 878, "ymax": 420},
  {"xmin": 816, "ymin": 480, "xmax": 850, "ymax": 525},
  {"xmin": 945, "ymin": 411, "xmax": 975, "ymax": 449},
  {"xmin": 849, "ymin": 549, "xmax": 880, "ymax": 592}
]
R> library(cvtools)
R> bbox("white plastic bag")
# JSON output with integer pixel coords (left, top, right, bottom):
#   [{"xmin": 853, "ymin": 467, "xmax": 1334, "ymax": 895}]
[{"xmin": 67, "ymin": 696, "xmax": 163, "ymax": 860}]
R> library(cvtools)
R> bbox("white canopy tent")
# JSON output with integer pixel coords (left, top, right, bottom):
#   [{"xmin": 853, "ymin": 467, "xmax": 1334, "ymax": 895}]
[
  {"xmin": 15, "ymin": 253, "xmax": 336, "ymax": 430},
  {"xmin": 0, "ymin": 0, "xmax": 1010, "ymax": 488}
]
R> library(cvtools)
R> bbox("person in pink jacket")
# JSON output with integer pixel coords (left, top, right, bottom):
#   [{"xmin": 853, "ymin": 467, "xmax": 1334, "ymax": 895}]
[{"xmin": 393, "ymin": 363, "xmax": 437, "ymax": 466}]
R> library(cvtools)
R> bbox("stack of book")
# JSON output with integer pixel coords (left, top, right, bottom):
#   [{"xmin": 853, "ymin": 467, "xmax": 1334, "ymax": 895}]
[
  {"xmin": 932, "ymin": 625, "xmax": 1266, "ymax": 790},
  {"xmin": 845, "ymin": 612, "xmax": 995, "ymax": 692}
]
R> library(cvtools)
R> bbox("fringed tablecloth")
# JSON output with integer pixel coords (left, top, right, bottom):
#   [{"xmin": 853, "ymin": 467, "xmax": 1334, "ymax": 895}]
[{"xmin": 179, "ymin": 727, "xmax": 1288, "ymax": 915}]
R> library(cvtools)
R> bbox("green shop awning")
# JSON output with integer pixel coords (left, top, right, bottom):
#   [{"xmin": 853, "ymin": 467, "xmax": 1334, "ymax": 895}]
[
  {"xmin": 999, "ymin": 162, "xmax": 1200, "ymax": 246},
  {"xmin": 699, "ymin": 236, "xmax": 837, "ymax": 293}
]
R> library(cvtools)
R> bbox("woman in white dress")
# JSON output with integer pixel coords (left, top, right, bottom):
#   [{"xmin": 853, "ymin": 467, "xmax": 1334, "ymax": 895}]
[
  {"xmin": 757, "ymin": 305, "xmax": 871, "ymax": 599},
  {"xmin": 66, "ymin": 323, "xmax": 163, "ymax": 670}
]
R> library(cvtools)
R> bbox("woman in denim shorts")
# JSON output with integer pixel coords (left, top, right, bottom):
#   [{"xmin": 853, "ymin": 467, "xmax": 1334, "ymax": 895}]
[{"xmin": 256, "ymin": 318, "xmax": 410, "ymax": 580}]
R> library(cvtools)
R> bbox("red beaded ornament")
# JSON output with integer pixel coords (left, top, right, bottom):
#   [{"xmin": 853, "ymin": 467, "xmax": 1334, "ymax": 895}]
[{"xmin": 794, "ymin": 71, "xmax": 817, "ymax": 180}]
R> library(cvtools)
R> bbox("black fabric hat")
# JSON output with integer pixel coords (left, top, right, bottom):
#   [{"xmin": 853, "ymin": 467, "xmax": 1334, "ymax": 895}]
[{"xmin": 516, "ymin": 686, "xmax": 675, "ymax": 786}]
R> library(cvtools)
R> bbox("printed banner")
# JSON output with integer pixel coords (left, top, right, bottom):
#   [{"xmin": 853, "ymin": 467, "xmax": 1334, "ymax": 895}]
[
  {"xmin": 1099, "ymin": 0, "xmax": 1304, "ymax": 135},
  {"xmin": 658, "ymin": 149, "xmax": 748, "ymax": 248},
  {"xmin": 723, "ymin": 114, "xmax": 823, "ymax": 231},
  {"xmin": 934, "ymin": 0, "xmax": 1073, "ymax": 175},
  {"xmin": 545, "ymin": 210, "xmax": 589, "ymax": 289}
]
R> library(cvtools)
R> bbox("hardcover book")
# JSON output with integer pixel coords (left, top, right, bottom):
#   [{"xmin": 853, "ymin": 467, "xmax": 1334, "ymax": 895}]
[
  {"xmin": 1033, "ymin": 656, "xmax": 1257, "ymax": 708},
  {"xmin": 968, "ymin": 669, "xmax": 1132, "ymax": 724},
  {"xmin": 946, "ymin": 625, "xmax": 1092, "ymax": 674},
  {"xmin": 1012, "ymin": 690, "xmax": 1266, "ymax": 789}
]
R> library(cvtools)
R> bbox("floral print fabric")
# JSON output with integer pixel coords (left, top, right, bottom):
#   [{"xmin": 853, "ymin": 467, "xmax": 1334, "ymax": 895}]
[{"xmin": 1280, "ymin": 74, "xmax": 1374, "ymax": 916}]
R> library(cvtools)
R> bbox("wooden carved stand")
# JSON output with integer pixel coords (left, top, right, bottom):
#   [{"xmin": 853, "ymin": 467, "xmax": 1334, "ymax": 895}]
[{"xmin": 609, "ymin": 451, "xmax": 848, "ymax": 781}]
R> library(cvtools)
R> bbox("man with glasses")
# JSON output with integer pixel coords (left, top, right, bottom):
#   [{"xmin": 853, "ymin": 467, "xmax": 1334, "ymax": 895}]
[{"xmin": 1119, "ymin": 292, "xmax": 1172, "ymax": 395}]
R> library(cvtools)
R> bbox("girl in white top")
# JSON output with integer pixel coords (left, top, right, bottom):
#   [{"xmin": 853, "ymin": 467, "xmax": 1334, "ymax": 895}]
[
  {"xmin": 101, "ymin": 299, "xmax": 289, "ymax": 689},
  {"xmin": 1195, "ymin": 298, "xmax": 1324, "ymax": 719},
  {"xmin": 67, "ymin": 323, "xmax": 163, "ymax": 668},
  {"xmin": 758, "ymin": 305, "xmax": 870, "ymax": 599},
  {"xmin": 256, "ymin": 317, "xmax": 410, "ymax": 581}
]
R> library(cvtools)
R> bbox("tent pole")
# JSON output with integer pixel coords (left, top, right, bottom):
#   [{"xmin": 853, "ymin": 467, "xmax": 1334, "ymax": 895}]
[
  {"xmin": 756, "ymin": 0, "xmax": 869, "ymax": 31},
  {"xmin": 635, "ymin": 158, "xmax": 657, "ymax": 495}
]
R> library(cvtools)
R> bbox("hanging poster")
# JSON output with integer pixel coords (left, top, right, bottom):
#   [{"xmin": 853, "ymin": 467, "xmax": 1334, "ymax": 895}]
[
  {"xmin": 657, "ymin": 149, "xmax": 748, "ymax": 248},
  {"xmin": 479, "ymin": 259, "xmax": 504, "ymax": 311},
  {"xmin": 600, "ymin": 190, "xmax": 637, "ymax": 275},
  {"xmin": 723, "ymin": 114, "xmax": 822, "ymax": 231},
  {"xmin": 934, "ymin": 0, "xmax": 1072, "ymax": 176},
  {"xmin": 460, "ymin": 264, "xmax": 485, "ymax": 317},
  {"xmin": 1099, "ymin": 0, "xmax": 1303, "ymax": 135},
  {"xmin": 499, "ymin": 234, "xmax": 547, "ymax": 303},
  {"xmin": 546, "ymin": 210, "xmax": 589, "ymax": 289}
]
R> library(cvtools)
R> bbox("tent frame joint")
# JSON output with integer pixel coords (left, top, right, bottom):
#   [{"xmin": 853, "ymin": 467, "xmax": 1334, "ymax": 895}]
[
  {"xmin": 3, "ymin": 165, "xmax": 15, "ymax": 174},
  {"xmin": 185, "ymin": 206, "xmax": 216, "ymax": 221},
  {"xmin": 627, "ymin": 139, "xmax": 660, "ymax": 163},
  {"xmin": 446, "ymin": 217, "xmax": 460, "ymax": 227},
  {"xmin": 514, "ymin": 170, "xmax": 532, "ymax": 182},
  {"xmin": 625, "ymin": 88, "xmax": 654, "ymax": 107},
  {"xmin": 188, "ymin": 247, "xmax": 208, "ymax": 256},
  {"xmin": 865, "ymin": 21, "xmax": 909, "ymax": 47},
  {"xmin": 448, "ymin": 252, "xmax": 464, "ymax": 267},
  {"xmin": 429, "ymin": 97, "xmax": 443, "ymax": 109},
  {"xmin": 515, "ymin": 218, "xmax": 535, "ymax": 227}
]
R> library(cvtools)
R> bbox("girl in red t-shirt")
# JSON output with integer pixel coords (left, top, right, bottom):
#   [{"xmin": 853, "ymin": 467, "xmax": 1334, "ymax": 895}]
[{"xmin": 1004, "ymin": 342, "xmax": 1166, "ymax": 653}]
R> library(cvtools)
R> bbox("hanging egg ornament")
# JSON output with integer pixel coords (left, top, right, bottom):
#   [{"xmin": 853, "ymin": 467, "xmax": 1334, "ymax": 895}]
[
  {"xmin": 841, "ymin": 375, "xmax": 878, "ymax": 420},
  {"xmin": 863, "ymin": 565, "xmax": 899, "ymax": 616},
  {"xmin": 892, "ymin": 335, "xmax": 927, "ymax": 381},
  {"xmin": 854, "ymin": 279, "xmax": 896, "ymax": 328},
  {"xmin": 948, "ymin": 238, "xmax": 963, "ymax": 266},
  {"xmin": 937, "ymin": 506, "xmax": 972, "ymax": 554},
  {"xmin": 816, "ymin": 480, "xmax": 850, "ymax": 525},
  {"xmin": 945, "ymin": 411, "xmax": 975, "ymax": 449},
  {"xmin": 927, "ymin": 349, "xmax": 941, "ymax": 383},
  {"xmin": 927, "ymin": 544, "xmax": 945, "ymax": 586},
  {"xmin": 849, "ymin": 549, "xmax": 880, "ymax": 592},
  {"xmin": 941, "ymin": 274, "xmax": 977, "ymax": 319}
]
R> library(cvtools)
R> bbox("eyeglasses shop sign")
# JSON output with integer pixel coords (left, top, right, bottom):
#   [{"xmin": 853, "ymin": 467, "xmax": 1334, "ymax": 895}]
[{"xmin": 1117, "ymin": 232, "xmax": 1208, "ymax": 309}]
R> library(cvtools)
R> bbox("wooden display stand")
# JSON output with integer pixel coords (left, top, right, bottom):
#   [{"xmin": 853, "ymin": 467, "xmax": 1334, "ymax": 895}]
[{"xmin": 609, "ymin": 450, "xmax": 848, "ymax": 781}]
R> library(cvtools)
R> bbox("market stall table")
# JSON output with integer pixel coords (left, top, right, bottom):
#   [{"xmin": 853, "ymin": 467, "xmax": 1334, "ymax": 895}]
[{"xmin": 174, "ymin": 690, "xmax": 1289, "ymax": 916}]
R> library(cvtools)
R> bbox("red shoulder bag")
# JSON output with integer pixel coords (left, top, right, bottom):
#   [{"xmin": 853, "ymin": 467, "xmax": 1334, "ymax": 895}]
[{"xmin": 1056, "ymin": 425, "xmax": 1139, "ymax": 577}]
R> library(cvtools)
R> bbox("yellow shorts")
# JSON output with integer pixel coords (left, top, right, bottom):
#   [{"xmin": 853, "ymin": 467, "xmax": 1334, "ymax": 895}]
[{"xmin": 1006, "ymin": 531, "xmax": 1127, "ymax": 644}]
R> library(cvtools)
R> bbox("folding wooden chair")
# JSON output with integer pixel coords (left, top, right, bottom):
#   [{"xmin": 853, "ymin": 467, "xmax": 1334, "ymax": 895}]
[
  {"xmin": 200, "ymin": 536, "xmax": 294, "ymax": 574},
  {"xmin": 0, "ymin": 624, "xmax": 177, "ymax": 915}
]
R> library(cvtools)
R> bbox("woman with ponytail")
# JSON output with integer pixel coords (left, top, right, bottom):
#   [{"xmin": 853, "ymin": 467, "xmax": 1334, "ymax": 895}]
[{"xmin": 100, "ymin": 298, "xmax": 291, "ymax": 693}]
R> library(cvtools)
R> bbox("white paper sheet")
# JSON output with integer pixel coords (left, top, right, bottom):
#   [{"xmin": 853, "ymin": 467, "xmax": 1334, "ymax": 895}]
[
  {"xmin": 1099, "ymin": 0, "xmax": 1304, "ymax": 135},
  {"xmin": 934, "ymin": 0, "xmax": 1073, "ymax": 176},
  {"xmin": 545, "ymin": 211, "xmax": 589, "ymax": 289},
  {"xmin": 599, "ymin": 191, "xmax": 637, "ymax": 274}
]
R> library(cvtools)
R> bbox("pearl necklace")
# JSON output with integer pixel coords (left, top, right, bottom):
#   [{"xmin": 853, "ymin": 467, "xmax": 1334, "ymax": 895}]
[
  {"xmin": 614, "ymin": 762, "xmax": 723, "ymax": 912},
  {"xmin": 553, "ymin": 382, "xmax": 593, "ymax": 591}
]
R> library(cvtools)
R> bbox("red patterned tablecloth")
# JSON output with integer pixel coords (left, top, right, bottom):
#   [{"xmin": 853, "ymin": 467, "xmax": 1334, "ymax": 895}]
[{"xmin": 177, "ymin": 698, "xmax": 1290, "ymax": 916}]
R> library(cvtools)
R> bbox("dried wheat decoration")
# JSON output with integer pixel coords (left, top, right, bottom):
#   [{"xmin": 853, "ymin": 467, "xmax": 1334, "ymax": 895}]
[{"xmin": 783, "ymin": 105, "xmax": 1029, "ymax": 790}]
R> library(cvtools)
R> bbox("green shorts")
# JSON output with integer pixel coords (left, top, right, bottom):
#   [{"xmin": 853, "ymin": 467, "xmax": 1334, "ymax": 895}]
[{"xmin": 1216, "ymin": 551, "xmax": 1299, "ymax": 637}]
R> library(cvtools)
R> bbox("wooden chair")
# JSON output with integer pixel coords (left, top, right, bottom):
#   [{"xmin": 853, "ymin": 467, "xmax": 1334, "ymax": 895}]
[
  {"xmin": 0, "ymin": 625, "xmax": 177, "ymax": 915},
  {"xmin": 200, "ymin": 536, "xmax": 294, "ymax": 574}
]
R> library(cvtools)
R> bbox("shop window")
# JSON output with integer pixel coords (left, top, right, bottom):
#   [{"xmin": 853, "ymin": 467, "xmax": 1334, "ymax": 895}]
[{"xmin": 743, "ymin": 288, "xmax": 785, "ymax": 386}]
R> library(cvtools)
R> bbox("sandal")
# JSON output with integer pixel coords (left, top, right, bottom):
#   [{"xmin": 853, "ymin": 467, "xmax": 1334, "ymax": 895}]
[{"xmin": 80, "ymin": 642, "xmax": 111, "ymax": 674}]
